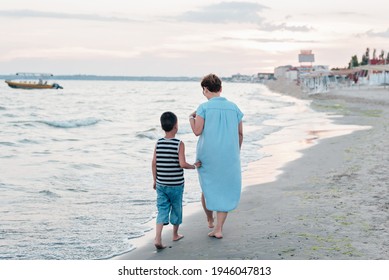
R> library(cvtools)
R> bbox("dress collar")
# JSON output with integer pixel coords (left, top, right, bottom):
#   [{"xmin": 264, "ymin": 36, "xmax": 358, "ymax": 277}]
[{"xmin": 209, "ymin": 96, "xmax": 226, "ymax": 102}]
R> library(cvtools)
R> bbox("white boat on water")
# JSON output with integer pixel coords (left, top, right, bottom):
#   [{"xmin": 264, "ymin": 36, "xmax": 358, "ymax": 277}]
[{"xmin": 5, "ymin": 73, "xmax": 63, "ymax": 89}]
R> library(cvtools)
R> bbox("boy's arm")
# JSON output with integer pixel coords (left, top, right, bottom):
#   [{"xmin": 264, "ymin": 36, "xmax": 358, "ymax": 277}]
[
  {"xmin": 178, "ymin": 141, "xmax": 200, "ymax": 169},
  {"xmin": 152, "ymin": 146, "xmax": 157, "ymax": 189}
]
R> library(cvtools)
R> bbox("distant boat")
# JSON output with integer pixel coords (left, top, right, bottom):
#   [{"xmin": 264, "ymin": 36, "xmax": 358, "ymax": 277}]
[{"xmin": 5, "ymin": 73, "xmax": 63, "ymax": 89}]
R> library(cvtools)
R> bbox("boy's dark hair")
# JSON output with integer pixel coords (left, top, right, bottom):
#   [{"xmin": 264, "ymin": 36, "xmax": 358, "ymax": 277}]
[
  {"xmin": 160, "ymin": 111, "xmax": 177, "ymax": 132},
  {"xmin": 201, "ymin": 73, "xmax": 222, "ymax": 93}
]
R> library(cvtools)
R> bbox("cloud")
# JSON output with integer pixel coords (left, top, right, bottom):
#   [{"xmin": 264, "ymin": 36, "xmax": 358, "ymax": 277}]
[
  {"xmin": 0, "ymin": 9, "xmax": 135, "ymax": 22},
  {"xmin": 260, "ymin": 22, "xmax": 313, "ymax": 32},
  {"xmin": 364, "ymin": 28, "xmax": 389, "ymax": 38},
  {"xmin": 336, "ymin": 11, "xmax": 368, "ymax": 17},
  {"xmin": 0, "ymin": 47, "xmax": 141, "ymax": 62},
  {"xmin": 223, "ymin": 36, "xmax": 317, "ymax": 44},
  {"xmin": 176, "ymin": 2, "xmax": 312, "ymax": 32},
  {"xmin": 178, "ymin": 1, "xmax": 269, "ymax": 24}
]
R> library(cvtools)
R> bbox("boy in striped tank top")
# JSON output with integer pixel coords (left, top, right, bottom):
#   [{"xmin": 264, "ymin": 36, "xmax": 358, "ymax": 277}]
[{"xmin": 152, "ymin": 111, "xmax": 201, "ymax": 249}]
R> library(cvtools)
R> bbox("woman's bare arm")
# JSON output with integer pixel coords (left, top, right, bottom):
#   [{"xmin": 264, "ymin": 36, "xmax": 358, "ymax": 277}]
[
  {"xmin": 238, "ymin": 121, "xmax": 243, "ymax": 149},
  {"xmin": 189, "ymin": 113, "xmax": 204, "ymax": 136}
]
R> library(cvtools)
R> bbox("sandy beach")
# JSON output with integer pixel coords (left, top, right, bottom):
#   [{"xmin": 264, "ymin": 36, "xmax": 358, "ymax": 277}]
[{"xmin": 115, "ymin": 82, "xmax": 389, "ymax": 260}]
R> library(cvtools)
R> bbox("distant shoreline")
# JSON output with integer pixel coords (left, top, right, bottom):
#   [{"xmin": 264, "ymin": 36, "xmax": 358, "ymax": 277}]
[
  {"xmin": 0, "ymin": 74, "xmax": 201, "ymax": 82},
  {"xmin": 0, "ymin": 74, "xmax": 270, "ymax": 83}
]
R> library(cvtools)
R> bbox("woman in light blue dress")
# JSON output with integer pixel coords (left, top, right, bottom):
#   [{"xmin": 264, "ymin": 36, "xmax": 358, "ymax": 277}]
[{"xmin": 189, "ymin": 74, "xmax": 243, "ymax": 239}]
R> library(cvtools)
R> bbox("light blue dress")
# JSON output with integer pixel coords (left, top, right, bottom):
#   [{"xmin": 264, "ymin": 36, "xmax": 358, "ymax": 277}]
[{"xmin": 196, "ymin": 97, "xmax": 243, "ymax": 212}]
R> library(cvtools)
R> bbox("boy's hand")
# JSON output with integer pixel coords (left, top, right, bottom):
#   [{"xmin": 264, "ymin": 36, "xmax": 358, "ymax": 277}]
[{"xmin": 153, "ymin": 182, "xmax": 156, "ymax": 190}]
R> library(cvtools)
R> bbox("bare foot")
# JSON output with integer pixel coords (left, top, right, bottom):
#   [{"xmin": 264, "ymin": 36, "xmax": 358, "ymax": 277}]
[
  {"xmin": 154, "ymin": 243, "xmax": 167, "ymax": 250},
  {"xmin": 207, "ymin": 217, "xmax": 215, "ymax": 228},
  {"xmin": 154, "ymin": 238, "xmax": 166, "ymax": 249},
  {"xmin": 173, "ymin": 234, "xmax": 184, "ymax": 241},
  {"xmin": 208, "ymin": 231, "xmax": 223, "ymax": 239}
]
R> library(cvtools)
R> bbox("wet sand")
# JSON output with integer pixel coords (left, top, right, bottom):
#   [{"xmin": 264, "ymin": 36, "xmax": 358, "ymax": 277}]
[{"xmin": 115, "ymin": 83, "xmax": 389, "ymax": 260}]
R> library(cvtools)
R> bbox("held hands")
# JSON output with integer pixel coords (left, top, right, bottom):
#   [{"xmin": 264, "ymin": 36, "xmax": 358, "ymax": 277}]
[{"xmin": 193, "ymin": 160, "xmax": 201, "ymax": 169}]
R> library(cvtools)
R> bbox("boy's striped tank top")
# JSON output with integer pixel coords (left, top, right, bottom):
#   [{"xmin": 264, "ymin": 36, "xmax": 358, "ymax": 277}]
[{"xmin": 156, "ymin": 138, "xmax": 184, "ymax": 186}]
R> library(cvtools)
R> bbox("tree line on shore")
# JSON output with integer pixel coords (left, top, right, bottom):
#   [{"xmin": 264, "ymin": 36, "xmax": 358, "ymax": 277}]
[{"xmin": 349, "ymin": 47, "xmax": 389, "ymax": 68}]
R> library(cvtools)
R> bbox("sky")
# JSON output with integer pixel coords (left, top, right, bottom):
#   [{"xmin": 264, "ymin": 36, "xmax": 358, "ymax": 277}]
[{"xmin": 1, "ymin": 0, "xmax": 389, "ymax": 76}]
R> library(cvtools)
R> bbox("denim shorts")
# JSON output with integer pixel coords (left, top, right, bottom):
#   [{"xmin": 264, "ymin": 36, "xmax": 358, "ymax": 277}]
[{"xmin": 156, "ymin": 183, "xmax": 184, "ymax": 225}]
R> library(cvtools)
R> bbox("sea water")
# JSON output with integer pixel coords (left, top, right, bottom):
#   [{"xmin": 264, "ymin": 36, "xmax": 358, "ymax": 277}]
[{"xmin": 0, "ymin": 80, "xmax": 341, "ymax": 259}]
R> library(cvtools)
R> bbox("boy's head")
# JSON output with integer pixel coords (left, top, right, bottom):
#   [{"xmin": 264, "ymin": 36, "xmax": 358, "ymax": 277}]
[
  {"xmin": 201, "ymin": 73, "xmax": 222, "ymax": 93},
  {"xmin": 160, "ymin": 111, "xmax": 177, "ymax": 132}
]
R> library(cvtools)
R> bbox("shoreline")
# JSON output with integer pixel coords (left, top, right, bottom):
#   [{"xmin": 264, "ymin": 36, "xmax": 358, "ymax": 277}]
[{"xmin": 115, "ymin": 81, "xmax": 389, "ymax": 260}]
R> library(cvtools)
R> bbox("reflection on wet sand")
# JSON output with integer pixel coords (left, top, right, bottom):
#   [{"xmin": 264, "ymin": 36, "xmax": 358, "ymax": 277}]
[{"xmin": 243, "ymin": 106, "xmax": 370, "ymax": 187}]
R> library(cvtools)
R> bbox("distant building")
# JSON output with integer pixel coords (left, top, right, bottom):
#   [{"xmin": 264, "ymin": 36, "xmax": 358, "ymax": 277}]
[
  {"xmin": 274, "ymin": 65, "xmax": 299, "ymax": 81},
  {"xmin": 286, "ymin": 67, "xmax": 298, "ymax": 81},
  {"xmin": 274, "ymin": 51, "xmax": 329, "ymax": 82},
  {"xmin": 256, "ymin": 72, "xmax": 274, "ymax": 80},
  {"xmin": 369, "ymin": 58, "xmax": 389, "ymax": 65},
  {"xmin": 229, "ymin": 73, "xmax": 253, "ymax": 83},
  {"xmin": 274, "ymin": 65, "xmax": 293, "ymax": 79},
  {"xmin": 298, "ymin": 50, "xmax": 315, "ymax": 66}
]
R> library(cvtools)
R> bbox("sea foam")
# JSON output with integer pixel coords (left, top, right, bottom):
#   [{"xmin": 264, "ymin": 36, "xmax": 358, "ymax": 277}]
[{"xmin": 40, "ymin": 117, "xmax": 100, "ymax": 128}]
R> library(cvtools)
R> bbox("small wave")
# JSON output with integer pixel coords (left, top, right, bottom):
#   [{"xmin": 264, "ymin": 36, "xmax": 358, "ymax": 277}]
[
  {"xmin": 127, "ymin": 231, "xmax": 146, "ymax": 240},
  {"xmin": 19, "ymin": 139, "xmax": 39, "ymax": 144},
  {"xmin": 0, "ymin": 155, "xmax": 15, "ymax": 159},
  {"xmin": 99, "ymin": 245, "xmax": 136, "ymax": 260},
  {"xmin": 51, "ymin": 138, "xmax": 80, "ymax": 142},
  {"xmin": 155, "ymin": 99, "xmax": 176, "ymax": 103},
  {"xmin": 74, "ymin": 215, "xmax": 91, "ymax": 221},
  {"xmin": 70, "ymin": 163, "xmax": 102, "ymax": 170},
  {"xmin": 135, "ymin": 128, "xmax": 158, "ymax": 140},
  {"xmin": 7, "ymin": 121, "xmax": 37, "ymax": 129},
  {"xmin": 127, "ymin": 199, "xmax": 155, "ymax": 206},
  {"xmin": 39, "ymin": 190, "xmax": 61, "ymax": 198},
  {"xmin": 66, "ymin": 188, "xmax": 88, "ymax": 193},
  {"xmin": 3, "ymin": 113, "xmax": 16, "ymax": 118},
  {"xmin": 140, "ymin": 215, "xmax": 156, "ymax": 225},
  {"xmin": 40, "ymin": 117, "xmax": 100, "ymax": 128},
  {"xmin": 0, "ymin": 141, "xmax": 15, "ymax": 146},
  {"xmin": 0, "ymin": 106, "xmax": 6, "ymax": 110}
]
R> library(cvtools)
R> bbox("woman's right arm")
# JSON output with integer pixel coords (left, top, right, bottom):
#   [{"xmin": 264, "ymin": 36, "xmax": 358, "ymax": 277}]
[
  {"xmin": 189, "ymin": 113, "xmax": 204, "ymax": 136},
  {"xmin": 238, "ymin": 121, "xmax": 243, "ymax": 149}
]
